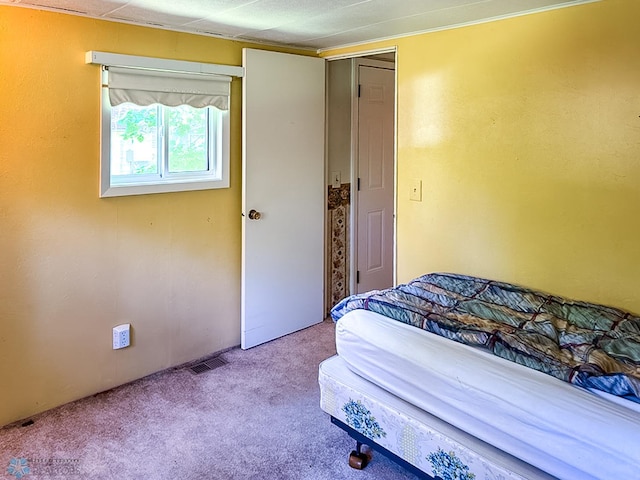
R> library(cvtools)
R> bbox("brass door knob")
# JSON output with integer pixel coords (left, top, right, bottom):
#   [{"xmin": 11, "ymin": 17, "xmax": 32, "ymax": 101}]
[{"xmin": 248, "ymin": 209, "xmax": 262, "ymax": 220}]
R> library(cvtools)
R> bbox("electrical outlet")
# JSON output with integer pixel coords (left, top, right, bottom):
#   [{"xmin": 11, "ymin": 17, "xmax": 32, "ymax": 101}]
[{"xmin": 113, "ymin": 324, "xmax": 131, "ymax": 349}]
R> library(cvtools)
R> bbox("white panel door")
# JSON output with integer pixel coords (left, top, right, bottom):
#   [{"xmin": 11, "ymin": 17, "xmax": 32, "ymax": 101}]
[
  {"xmin": 356, "ymin": 65, "xmax": 395, "ymax": 293},
  {"xmin": 241, "ymin": 48, "xmax": 325, "ymax": 349}
]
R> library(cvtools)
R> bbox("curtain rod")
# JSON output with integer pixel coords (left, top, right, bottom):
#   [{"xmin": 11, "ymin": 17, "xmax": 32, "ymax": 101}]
[{"xmin": 85, "ymin": 51, "xmax": 245, "ymax": 78}]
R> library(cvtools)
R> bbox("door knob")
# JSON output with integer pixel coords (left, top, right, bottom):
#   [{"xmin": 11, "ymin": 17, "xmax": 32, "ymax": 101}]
[{"xmin": 248, "ymin": 209, "xmax": 262, "ymax": 220}]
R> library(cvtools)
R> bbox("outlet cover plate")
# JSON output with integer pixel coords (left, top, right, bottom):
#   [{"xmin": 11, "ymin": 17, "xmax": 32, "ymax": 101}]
[{"xmin": 113, "ymin": 324, "xmax": 131, "ymax": 349}]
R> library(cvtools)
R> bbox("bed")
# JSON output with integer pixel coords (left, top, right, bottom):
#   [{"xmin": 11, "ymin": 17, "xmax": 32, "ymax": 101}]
[{"xmin": 318, "ymin": 273, "xmax": 640, "ymax": 480}]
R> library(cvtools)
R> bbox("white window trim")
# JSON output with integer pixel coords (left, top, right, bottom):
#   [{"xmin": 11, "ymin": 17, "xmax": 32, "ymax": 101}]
[
  {"xmin": 87, "ymin": 51, "xmax": 244, "ymax": 198},
  {"xmin": 99, "ymin": 81, "xmax": 230, "ymax": 197}
]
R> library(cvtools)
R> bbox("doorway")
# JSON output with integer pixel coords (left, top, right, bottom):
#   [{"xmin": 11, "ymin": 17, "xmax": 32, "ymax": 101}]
[{"xmin": 326, "ymin": 51, "xmax": 396, "ymax": 308}]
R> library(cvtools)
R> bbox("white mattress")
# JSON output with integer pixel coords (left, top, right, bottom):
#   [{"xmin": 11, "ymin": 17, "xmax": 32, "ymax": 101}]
[{"xmin": 335, "ymin": 309, "xmax": 640, "ymax": 480}]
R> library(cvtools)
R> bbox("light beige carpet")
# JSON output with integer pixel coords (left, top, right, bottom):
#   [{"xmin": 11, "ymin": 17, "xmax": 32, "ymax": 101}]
[{"xmin": 0, "ymin": 319, "xmax": 419, "ymax": 479}]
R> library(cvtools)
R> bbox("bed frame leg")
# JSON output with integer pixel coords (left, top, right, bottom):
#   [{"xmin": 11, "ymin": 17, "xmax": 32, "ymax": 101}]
[{"xmin": 348, "ymin": 441, "xmax": 369, "ymax": 470}]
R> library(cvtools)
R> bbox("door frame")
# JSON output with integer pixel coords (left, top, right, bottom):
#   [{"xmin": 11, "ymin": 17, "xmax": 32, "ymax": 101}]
[{"xmin": 346, "ymin": 51, "xmax": 398, "ymax": 295}]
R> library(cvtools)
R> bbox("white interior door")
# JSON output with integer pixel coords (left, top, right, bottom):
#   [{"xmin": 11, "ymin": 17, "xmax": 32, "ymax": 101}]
[
  {"xmin": 241, "ymin": 48, "xmax": 325, "ymax": 349},
  {"xmin": 356, "ymin": 64, "xmax": 395, "ymax": 293}
]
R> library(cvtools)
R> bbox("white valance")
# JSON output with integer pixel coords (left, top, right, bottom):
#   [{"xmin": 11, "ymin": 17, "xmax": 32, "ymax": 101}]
[{"xmin": 107, "ymin": 66, "xmax": 231, "ymax": 110}]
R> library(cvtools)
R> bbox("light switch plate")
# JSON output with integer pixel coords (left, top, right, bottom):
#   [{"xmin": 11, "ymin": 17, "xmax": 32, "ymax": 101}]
[
  {"xmin": 331, "ymin": 171, "xmax": 341, "ymax": 188},
  {"xmin": 410, "ymin": 179, "xmax": 422, "ymax": 201}
]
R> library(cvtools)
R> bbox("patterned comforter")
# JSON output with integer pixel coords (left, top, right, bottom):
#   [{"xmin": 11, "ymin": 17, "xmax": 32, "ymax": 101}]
[{"xmin": 331, "ymin": 273, "xmax": 640, "ymax": 403}]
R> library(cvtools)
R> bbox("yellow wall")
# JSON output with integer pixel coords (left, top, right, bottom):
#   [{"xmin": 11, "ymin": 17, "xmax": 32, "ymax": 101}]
[
  {"xmin": 3, "ymin": 0, "xmax": 640, "ymax": 428},
  {"xmin": 0, "ymin": 7, "xmax": 308, "ymax": 427},
  {"xmin": 324, "ymin": 0, "xmax": 640, "ymax": 314}
]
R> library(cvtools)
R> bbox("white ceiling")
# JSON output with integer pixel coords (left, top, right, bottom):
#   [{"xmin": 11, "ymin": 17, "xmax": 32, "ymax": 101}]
[{"xmin": 3, "ymin": 0, "xmax": 593, "ymax": 51}]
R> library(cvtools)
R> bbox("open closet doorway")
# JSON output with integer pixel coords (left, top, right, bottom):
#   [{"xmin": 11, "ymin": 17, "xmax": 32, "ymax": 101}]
[{"xmin": 326, "ymin": 51, "xmax": 396, "ymax": 308}]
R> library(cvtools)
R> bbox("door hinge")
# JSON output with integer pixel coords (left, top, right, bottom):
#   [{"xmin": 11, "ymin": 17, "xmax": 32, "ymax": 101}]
[
  {"xmin": 358, "ymin": 84, "xmax": 361, "ymax": 98},
  {"xmin": 356, "ymin": 271, "xmax": 360, "ymax": 284},
  {"xmin": 357, "ymin": 177, "xmax": 361, "ymax": 191}
]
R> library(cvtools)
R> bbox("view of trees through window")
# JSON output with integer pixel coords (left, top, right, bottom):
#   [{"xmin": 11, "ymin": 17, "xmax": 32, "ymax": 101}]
[{"xmin": 110, "ymin": 103, "xmax": 211, "ymax": 178}]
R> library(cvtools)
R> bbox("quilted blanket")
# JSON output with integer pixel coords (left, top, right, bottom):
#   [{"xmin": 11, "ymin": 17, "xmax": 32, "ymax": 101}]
[{"xmin": 331, "ymin": 273, "xmax": 640, "ymax": 403}]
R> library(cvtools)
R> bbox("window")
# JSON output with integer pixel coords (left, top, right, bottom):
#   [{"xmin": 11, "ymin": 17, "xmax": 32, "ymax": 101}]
[
  {"xmin": 100, "ymin": 65, "xmax": 231, "ymax": 197},
  {"xmin": 109, "ymin": 103, "xmax": 223, "ymax": 184}
]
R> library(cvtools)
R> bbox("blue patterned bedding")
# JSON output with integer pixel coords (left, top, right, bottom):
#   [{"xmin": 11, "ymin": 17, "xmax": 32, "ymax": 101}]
[{"xmin": 331, "ymin": 273, "xmax": 640, "ymax": 403}]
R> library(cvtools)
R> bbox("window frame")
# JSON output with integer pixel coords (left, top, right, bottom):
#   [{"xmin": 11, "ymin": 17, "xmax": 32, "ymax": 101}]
[{"xmin": 99, "ymin": 68, "xmax": 230, "ymax": 198}]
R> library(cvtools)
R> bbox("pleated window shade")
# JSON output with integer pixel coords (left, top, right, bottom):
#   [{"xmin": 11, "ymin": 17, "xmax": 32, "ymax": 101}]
[{"xmin": 107, "ymin": 66, "xmax": 231, "ymax": 110}]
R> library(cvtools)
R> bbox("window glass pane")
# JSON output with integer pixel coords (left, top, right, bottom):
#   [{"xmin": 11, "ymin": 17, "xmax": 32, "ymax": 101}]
[
  {"xmin": 110, "ymin": 104, "xmax": 159, "ymax": 175},
  {"xmin": 166, "ymin": 105, "xmax": 209, "ymax": 173}
]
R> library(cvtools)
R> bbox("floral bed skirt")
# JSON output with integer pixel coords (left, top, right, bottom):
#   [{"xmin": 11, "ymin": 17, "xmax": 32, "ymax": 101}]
[{"xmin": 319, "ymin": 355, "xmax": 555, "ymax": 480}]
